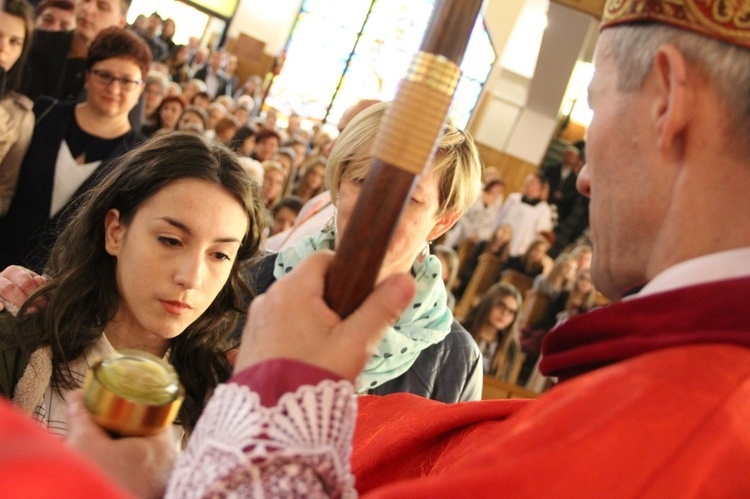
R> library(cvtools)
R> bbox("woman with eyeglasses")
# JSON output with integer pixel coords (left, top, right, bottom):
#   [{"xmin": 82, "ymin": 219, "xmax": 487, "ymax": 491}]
[
  {"xmin": 0, "ymin": 27, "xmax": 149, "ymax": 272},
  {"xmin": 465, "ymin": 282, "xmax": 522, "ymax": 376}
]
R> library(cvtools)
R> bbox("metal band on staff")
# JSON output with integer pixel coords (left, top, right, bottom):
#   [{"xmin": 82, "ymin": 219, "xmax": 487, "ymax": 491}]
[
  {"xmin": 325, "ymin": 0, "xmax": 485, "ymax": 317},
  {"xmin": 373, "ymin": 52, "xmax": 461, "ymax": 176}
]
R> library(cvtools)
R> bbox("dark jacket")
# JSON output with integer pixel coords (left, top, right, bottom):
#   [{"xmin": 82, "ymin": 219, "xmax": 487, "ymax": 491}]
[
  {"xmin": 0, "ymin": 99, "xmax": 144, "ymax": 271},
  {"xmin": 541, "ymin": 162, "xmax": 579, "ymax": 221},
  {"xmin": 21, "ymin": 30, "xmax": 76, "ymax": 101},
  {"xmin": 0, "ymin": 314, "xmax": 26, "ymax": 399},
  {"xmin": 241, "ymin": 253, "xmax": 482, "ymax": 403}
]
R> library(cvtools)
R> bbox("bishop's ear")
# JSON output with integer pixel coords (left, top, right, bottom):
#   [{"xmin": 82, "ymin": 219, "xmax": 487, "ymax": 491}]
[{"xmin": 651, "ymin": 44, "xmax": 693, "ymax": 153}]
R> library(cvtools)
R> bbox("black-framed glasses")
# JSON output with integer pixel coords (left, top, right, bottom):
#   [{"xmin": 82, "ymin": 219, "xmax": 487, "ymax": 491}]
[
  {"xmin": 90, "ymin": 69, "xmax": 143, "ymax": 91},
  {"xmin": 494, "ymin": 302, "xmax": 518, "ymax": 317}
]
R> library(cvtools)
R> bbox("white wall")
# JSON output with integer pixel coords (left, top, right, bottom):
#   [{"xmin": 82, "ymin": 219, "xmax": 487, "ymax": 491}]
[
  {"xmin": 497, "ymin": 2, "xmax": 598, "ymax": 163},
  {"xmin": 227, "ymin": 0, "xmax": 303, "ymax": 54}
]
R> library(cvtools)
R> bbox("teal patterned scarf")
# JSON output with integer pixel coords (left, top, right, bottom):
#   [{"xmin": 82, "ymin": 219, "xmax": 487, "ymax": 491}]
[{"xmin": 273, "ymin": 226, "xmax": 453, "ymax": 393}]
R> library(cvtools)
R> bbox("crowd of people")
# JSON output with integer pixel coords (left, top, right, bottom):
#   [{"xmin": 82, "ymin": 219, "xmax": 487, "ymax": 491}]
[
  {"xmin": 0, "ymin": 0, "xmax": 338, "ymax": 274},
  {"xmin": 1, "ymin": 0, "xmax": 749, "ymax": 495}
]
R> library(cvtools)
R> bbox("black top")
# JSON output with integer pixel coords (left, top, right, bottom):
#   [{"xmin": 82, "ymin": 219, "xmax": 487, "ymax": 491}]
[{"xmin": 66, "ymin": 117, "xmax": 128, "ymax": 162}]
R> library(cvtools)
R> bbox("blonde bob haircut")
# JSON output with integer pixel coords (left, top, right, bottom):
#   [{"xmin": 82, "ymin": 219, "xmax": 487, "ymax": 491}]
[{"xmin": 325, "ymin": 101, "xmax": 482, "ymax": 218}]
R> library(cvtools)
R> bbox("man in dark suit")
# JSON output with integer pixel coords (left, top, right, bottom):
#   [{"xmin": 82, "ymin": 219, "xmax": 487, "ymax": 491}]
[
  {"xmin": 543, "ymin": 145, "xmax": 590, "ymax": 256},
  {"xmin": 193, "ymin": 50, "xmax": 229, "ymax": 100},
  {"xmin": 541, "ymin": 145, "xmax": 581, "ymax": 221}
]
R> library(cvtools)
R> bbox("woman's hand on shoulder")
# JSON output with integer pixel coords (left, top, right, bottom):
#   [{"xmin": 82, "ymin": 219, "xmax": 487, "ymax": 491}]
[
  {"xmin": 234, "ymin": 251, "xmax": 416, "ymax": 382},
  {"xmin": 0, "ymin": 266, "xmax": 47, "ymax": 316}
]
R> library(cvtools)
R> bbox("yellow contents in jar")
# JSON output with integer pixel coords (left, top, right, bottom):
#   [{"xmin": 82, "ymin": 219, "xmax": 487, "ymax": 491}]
[{"xmin": 96, "ymin": 351, "xmax": 181, "ymax": 405}]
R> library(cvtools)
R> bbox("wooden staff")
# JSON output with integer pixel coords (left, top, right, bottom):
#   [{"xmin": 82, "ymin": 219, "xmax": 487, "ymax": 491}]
[{"xmin": 324, "ymin": 0, "xmax": 485, "ymax": 317}]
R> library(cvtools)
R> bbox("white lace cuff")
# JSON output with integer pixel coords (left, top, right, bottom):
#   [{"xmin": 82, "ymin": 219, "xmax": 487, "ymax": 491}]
[{"xmin": 166, "ymin": 380, "xmax": 358, "ymax": 498}]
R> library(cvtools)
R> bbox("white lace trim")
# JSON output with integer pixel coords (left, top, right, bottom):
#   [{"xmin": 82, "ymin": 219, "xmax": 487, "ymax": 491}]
[{"xmin": 166, "ymin": 380, "xmax": 358, "ymax": 498}]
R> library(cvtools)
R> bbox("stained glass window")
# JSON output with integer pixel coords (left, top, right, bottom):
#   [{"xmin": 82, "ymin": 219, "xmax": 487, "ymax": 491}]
[{"xmin": 265, "ymin": 0, "xmax": 495, "ymax": 130}]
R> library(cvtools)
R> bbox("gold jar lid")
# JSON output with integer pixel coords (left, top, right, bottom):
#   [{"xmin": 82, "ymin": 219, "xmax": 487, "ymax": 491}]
[{"xmin": 83, "ymin": 350, "xmax": 184, "ymax": 437}]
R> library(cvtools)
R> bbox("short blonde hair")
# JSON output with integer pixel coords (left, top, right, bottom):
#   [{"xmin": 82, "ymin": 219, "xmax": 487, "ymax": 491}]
[{"xmin": 326, "ymin": 101, "xmax": 482, "ymax": 217}]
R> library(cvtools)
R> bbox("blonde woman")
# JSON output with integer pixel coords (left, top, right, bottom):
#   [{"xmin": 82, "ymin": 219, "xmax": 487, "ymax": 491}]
[{"xmin": 245, "ymin": 101, "xmax": 484, "ymax": 402}]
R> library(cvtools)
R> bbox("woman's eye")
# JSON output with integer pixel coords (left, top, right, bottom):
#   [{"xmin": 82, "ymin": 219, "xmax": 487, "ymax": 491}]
[
  {"xmin": 158, "ymin": 236, "xmax": 181, "ymax": 247},
  {"xmin": 213, "ymin": 252, "xmax": 231, "ymax": 262}
]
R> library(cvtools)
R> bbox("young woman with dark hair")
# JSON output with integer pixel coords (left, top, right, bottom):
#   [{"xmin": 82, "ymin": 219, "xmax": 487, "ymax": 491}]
[{"xmin": 0, "ymin": 132, "xmax": 265, "ymax": 437}]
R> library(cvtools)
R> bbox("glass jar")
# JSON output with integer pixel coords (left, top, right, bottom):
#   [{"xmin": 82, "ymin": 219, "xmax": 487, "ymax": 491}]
[{"xmin": 83, "ymin": 350, "xmax": 184, "ymax": 436}]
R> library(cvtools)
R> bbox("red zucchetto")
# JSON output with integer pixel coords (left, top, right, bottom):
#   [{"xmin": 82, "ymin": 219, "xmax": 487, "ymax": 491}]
[{"xmin": 600, "ymin": 0, "xmax": 750, "ymax": 49}]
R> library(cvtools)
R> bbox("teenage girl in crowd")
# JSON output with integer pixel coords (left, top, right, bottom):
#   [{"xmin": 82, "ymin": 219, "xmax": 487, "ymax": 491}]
[{"xmin": 465, "ymin": 283, "xmax": 522, "ymax": 376}]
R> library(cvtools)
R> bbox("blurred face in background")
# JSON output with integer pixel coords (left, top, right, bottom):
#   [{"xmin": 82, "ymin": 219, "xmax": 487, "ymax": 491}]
[
  {"xmin": 240, "ymin": 136, "xmax": 256, "ymax": 156},
  {"xmin": 291, "ymin": 143, "xmax": 307, "ymax": 168},
  {"xmin": 177, "ymin": 110, "xmax": 205, "ymax": 132},
  {"xmin": 144, "ymin": 81, "xmax": 164, "ymax": 117},
  {"xmin": 0, "ymin": 11, "xmax": 25, "ymax": 72},
  {"xmin": 207, "ymin": 105, "xmax": 225, "ymax": 130},
  {"xmin": 272, "ymin": 206, "xmax": 297, "ymax": 234},
  {"xmin": 488, "ymin": 296, "xmax": 518, "ymax": 331},
  {"xmin": 226, "ymin": 55, "xmax": 238, "ymax": 74},
  {"xmin": 303, "ymin": 164, "xmax": 325, "ymax": 191},
  {"xmin": 209, "ymin": 51, "xmax": 223, "ymax": 72},
  {"xmin": 192, "ymin": 93, "xmax": 210, "ymax": 110},
  {"xmin": 483, "ymin": 182, "xmax": 504, "ymax": 205},
  {"xmin": 575, "ymin": 268, "xmax": 594, "ymax": 294},
  {"xmin": 161, "ymin": 18, "xmax": 175, "ymax": 38},
  {"xmin": 181, "ymin": 82, "xmax": 201, "ymax": 104},
  {"xmin": 76, "ymin": 0, "xmax": 126, "ymax": 44},
  {"xmin": 255, "ymin": 136, "xmax": 280, "ymax": 162},
  {"xmin": 232, "ymin": 106, "xmax": 249, "ymax": 126},
  {"xmin": 522, "ymin": 174, "xmax": 543, "ymax": 200},
  {"xmin": 527, "ymin": 242, "xmax": 548, "ymax": 266},
  {"xmin": 173, "ymin": 45, "xmax": 188, "ymax": 63},
  {"xmin": 159, "ymin": 100, "xmax": 183, "ymax": 129},
  {"xmin": 489, "ymin": 225, "xmax": 512, "ymax": 252},
  {"xmin": 262, "ymin": 169, "xmax": 284, "ymax": 204},
  {"xmin": 36, "ymin": 4, "xmax": 76, "ymax": 31},
  {"xmin": 272, "ymin": 152, "xmax": 292, "ymax": 178}
]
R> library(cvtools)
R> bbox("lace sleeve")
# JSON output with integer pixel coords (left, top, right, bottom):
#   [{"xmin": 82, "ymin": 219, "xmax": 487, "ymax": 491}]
[{"xmin": 166, "ymin": 380, "xmax": 358, "ymax": 498}]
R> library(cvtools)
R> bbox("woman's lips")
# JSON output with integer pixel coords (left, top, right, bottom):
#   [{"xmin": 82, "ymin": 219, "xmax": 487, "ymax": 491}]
[{"xmin": 160, "ymin": 300, "xmax": 192, "ymax": 315}]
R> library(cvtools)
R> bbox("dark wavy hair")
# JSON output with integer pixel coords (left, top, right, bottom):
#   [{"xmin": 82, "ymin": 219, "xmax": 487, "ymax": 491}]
[
  {"xmin": 3, "ymin": 0, "xmax": 34, "ymax": 96},
  {"xmin": 86, "ymin": 27, "xmax": 152, "ymax": 81},
  {"xmin": 14, "ymin": 133, "xmax": 265, "ymax": 431},
  {"xmin": 228, "ymin": 125, "xmax": 256, "ymax": 154}
]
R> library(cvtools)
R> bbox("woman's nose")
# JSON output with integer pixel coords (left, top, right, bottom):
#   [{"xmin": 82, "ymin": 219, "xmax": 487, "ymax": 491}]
[{"xmin": 175, "ymin": 254, "xmax": 204, "ymax": 289}]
